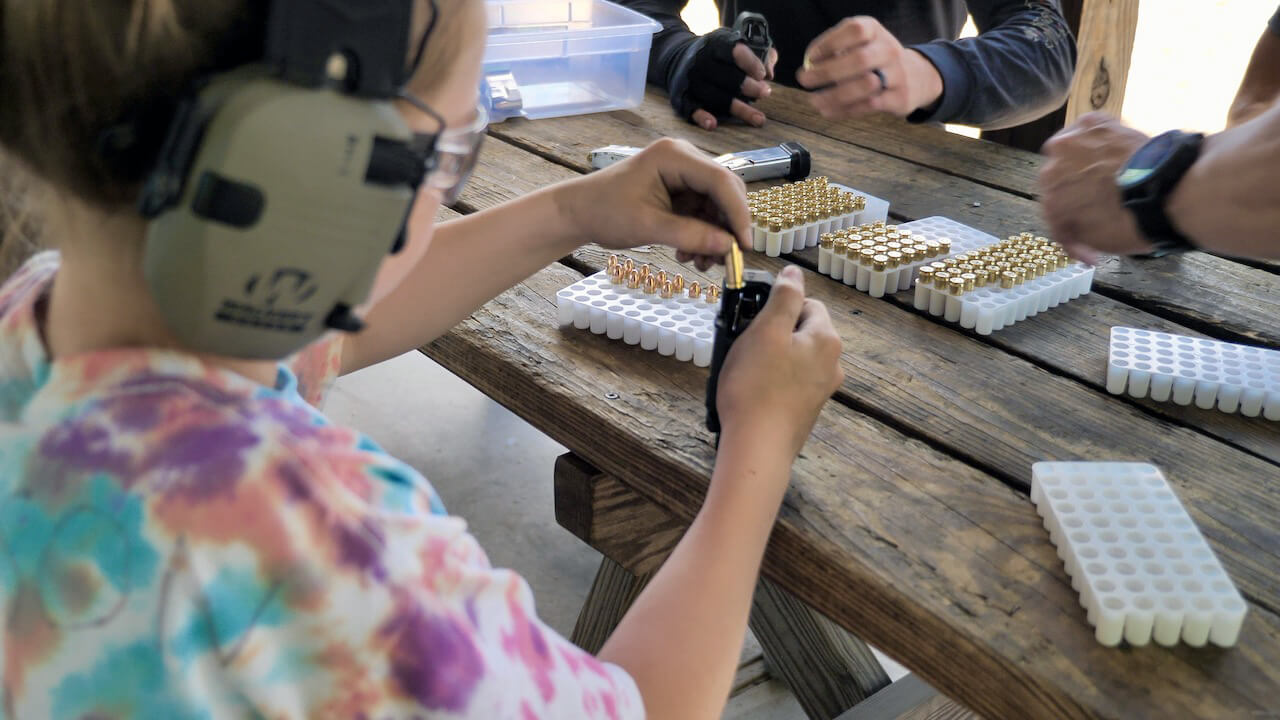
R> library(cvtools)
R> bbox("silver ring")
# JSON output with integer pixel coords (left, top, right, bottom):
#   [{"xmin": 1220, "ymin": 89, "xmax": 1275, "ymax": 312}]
[{"xmin": 872, "ymin": 68, "xmax": 887, "ymax": 92}]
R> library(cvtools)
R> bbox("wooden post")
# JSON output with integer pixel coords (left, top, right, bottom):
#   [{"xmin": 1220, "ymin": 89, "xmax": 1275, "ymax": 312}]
[
  {"xmin": 1065, "ymin": 0, "xmax": 1140, "ymax": 121},
  {"xmin": 982, "ymin": 0, "xmax": 1139, "ymax": 152}
]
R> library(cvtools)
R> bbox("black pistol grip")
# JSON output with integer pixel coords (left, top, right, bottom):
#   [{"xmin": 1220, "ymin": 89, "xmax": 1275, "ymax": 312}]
[
  {"xmin": 705, "ymin": 317, "xmax": 737, "ymax": 433},
  {"xmin": 705, "ymin": 278, "xmax": 772, "ymax": 434}
]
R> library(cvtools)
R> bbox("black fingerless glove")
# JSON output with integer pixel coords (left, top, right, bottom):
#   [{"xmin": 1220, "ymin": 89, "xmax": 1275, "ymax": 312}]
[{"xmin": 667, "ymin": 28, "xmax": 749, "ymax": 121}]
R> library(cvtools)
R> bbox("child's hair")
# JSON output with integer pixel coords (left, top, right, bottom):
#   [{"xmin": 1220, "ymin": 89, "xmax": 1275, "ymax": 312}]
[
  {"xmin": 0, "ymin": 0, "xmax": 479, "ymax": 210},
  {"xmin": 0, "ymin": 154, "xmax": 41, "ymax": 279}
]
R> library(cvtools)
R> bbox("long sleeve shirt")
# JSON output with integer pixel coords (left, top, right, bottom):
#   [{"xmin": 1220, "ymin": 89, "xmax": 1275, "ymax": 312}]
[{"xmin": 618, "ymin": 0, "xmax": 1078, "ymax": 130}]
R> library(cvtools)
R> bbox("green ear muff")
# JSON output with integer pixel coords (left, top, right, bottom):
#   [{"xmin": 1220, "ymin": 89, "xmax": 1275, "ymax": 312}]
[{"xmin": 141, "ymin": 70, "xmax": 423, "ymax": 359}]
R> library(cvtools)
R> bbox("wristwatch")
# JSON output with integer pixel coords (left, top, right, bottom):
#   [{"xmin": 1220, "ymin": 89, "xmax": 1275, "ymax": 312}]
[{"xmin": 1117, "ymin": 129, "xmax": 1205, "ymax": 257}]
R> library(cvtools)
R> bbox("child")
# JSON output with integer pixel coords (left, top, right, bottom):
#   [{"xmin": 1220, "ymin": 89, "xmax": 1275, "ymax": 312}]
[{"xmin": 0, "ymin": 1, "xmax": 843, "ymax": 717}]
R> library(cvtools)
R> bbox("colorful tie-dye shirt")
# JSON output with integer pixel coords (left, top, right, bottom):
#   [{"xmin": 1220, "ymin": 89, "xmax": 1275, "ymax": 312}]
[{"xmin": 0, "ymin": 252, "xmax": 643, "ymax": 719}]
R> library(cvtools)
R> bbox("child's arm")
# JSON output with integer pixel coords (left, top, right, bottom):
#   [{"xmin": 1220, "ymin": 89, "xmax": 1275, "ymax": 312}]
[
  {"xmin": 341, "ymin": 138, "xmax": 750, "ymax": 374},
  {"xmin": 599, "ymin": 267, "xmax": 844, "ymax": 719}
]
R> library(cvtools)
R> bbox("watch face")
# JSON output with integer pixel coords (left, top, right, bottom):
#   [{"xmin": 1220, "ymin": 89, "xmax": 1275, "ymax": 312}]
[
  {"xmin": 1117, "ymin": 131, "xmax": 1178, "ymax": 190},
  {"xmin": 1117, "ymin": 167, "xmax": 1155, "ymax": 187}
]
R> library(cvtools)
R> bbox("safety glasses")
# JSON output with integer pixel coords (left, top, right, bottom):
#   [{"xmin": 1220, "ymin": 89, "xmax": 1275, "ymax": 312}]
[
  {"xmin": 423, "ymin": 100, "xmax": 487, "ymax": 205},
  {"xmin": 400, "ymin": 0, "xmax": 487, "ymax": 205}
]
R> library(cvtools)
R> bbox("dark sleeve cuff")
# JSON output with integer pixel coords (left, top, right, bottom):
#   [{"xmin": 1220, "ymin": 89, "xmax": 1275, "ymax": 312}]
[
  {"xmin": 1270, "ymin": 6, "xmax": 1280, "ymax": 35},
  {"xmin": 904, "ymin": 41, "xmax": 973, "ymax": 125}
]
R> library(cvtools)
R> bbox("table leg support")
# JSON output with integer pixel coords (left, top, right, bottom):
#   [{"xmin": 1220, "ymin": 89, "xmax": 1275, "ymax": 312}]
[
  {"xmin": 571, "ymin": 556, "xmax": 654, "ymax": 654},
  {"xmin": 554, "ymin": 452, "xmax": 900, "ymax": 719},
  {"xmin": 750, "ymin": 578, "xmax": 892, "ymax": 719}
]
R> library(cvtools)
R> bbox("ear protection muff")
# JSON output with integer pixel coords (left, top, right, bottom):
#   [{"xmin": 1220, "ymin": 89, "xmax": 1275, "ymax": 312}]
[{"xmin": 137, "ymin": 0, "xmax": 429, "ymax": 360}]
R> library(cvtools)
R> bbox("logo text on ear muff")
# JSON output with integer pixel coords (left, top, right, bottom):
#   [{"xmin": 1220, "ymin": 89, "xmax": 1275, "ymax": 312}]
[
  {"xmin": 244, "ymin": 268, "xmax": 319, "ymax": 307},
  {"xmin": 213, "ymin": 267, "xmax": 320, "ymax": 332}
]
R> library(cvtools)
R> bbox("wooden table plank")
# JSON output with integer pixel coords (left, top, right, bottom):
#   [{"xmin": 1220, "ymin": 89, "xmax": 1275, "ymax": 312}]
[
  {"xmin": 455, "ymin": 138, "xmax": 1280, "ymax": 609},
  {"xmin": 751, "ymin": 86, "xmax": 1043, "ymax": 199},
  {"xmin": 572, "ymin": 241, "xmax": 1280, "ymax": 607},
  {"xmin": 474, "ymin": 127, "xmax": 1280, "ymax": 463},
  {"xmin": 421, "ymin": 260, "xmax": 1280, "ymax": 720},
  {"xmin": 487, "ymin": 101, "xmax": 1280, "ymax": 348},
  {"xmin": 778, "ymin": 247, "xmax": 1280, "ymax": 465}
]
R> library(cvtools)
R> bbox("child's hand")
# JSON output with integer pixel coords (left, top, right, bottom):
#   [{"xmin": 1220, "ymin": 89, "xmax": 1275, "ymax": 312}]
[
  {"xmin": 716, "ymin": 266, "xmax": 843, "ymax": 461},
  {"xmin": 556, "ymin": 138, "xmax": 751, "ymax": 271}
]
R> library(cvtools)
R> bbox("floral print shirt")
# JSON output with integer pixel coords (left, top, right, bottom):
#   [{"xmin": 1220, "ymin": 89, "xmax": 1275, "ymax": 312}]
[{"xmin": 0, "ymin": 252, "xmax": 642, "ymax": 719}]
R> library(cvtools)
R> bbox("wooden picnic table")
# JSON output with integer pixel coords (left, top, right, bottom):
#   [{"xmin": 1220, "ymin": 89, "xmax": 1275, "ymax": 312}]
[{"xmin": 423, "ymin": 85, "xmax": 1280, "ymax": 720}]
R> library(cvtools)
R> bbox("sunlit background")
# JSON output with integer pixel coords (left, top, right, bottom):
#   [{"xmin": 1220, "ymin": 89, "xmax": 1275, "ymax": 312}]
[{"xmin": 679, "ymin": 0, "xmax": 1276, "ymax": 137}]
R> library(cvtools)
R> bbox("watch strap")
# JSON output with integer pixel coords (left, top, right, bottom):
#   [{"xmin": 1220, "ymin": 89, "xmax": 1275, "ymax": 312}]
[{"xmin": 1121, "ymin": 130, "xmax": 1203, "ymax": 255}]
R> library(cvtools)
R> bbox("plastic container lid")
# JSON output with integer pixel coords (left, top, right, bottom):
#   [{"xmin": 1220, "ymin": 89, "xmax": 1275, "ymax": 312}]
[{"xmin": 485, "ymin": 0, "xmax": 660, "ymax": 44}]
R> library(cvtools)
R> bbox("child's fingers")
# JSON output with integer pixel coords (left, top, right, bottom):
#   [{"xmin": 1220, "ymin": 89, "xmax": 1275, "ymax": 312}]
[{"xmin": 756, "ymin": 265, "xmax": 806, "ymax": 331}]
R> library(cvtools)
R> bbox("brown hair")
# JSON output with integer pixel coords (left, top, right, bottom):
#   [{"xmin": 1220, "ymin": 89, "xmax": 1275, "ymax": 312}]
[{"xmin": 0, "ymin": 0, "xmax": 481, "ymax": 264}]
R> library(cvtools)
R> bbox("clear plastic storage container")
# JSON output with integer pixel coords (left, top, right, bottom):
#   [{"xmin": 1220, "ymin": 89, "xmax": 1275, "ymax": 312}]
[{"xmin": 482, "ymin": 0, "xmax": 660, "ymax": 122}]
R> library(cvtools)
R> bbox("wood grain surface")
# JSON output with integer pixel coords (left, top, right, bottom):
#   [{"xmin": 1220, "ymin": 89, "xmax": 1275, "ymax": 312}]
[
  {"xmin": 486, "ymin": 98, "xmax": 1280, "ymax": 347},
  {"xmin": 421, "ymin": 258, "xmax": 1280, "ymax": 719},
  {"xmin": 415, "ymin": 92, "xmax": 1280, "ymax": 719},
  {"xmin": 451, "ymin": 136, "xmax": 1280, "ymax": 607}
]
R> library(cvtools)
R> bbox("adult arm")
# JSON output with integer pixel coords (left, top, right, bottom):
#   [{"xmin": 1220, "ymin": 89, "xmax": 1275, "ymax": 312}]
[
  {"xmin": 617, "ymin": 0, "xmax": 775, "ymax": 128},
  {"xmin": 616, "ymin": 0, "xmax": 699, "ymax": 90},
  {"xmin": 1227, "ymin": 7, "xmax": 1280, "ymax": 127},
  {"xmin": 1039, "ymin": 109, "xmax": 1280, "ymax": 262},
  {"xmin": 1166, "ymin": 101, "xmax": 1280, "ymax": 259},
  {"xmin": 796, "ymin": 1, "xmax": 1075, "ymax": 129},
  {"xmin": 911, "ymin": 0, "xmax": 1076, "ymax": 129}
]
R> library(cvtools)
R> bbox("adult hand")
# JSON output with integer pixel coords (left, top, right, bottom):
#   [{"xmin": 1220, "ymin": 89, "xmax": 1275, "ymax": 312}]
[
  {"xmin": 670, "ymin": 28, "xmax": 779, "ymax": 131},
  {"xmin": 717, "ymin": 266, "xmax": 843, "ymax": 460},
  {"xmin": 795, "ymin": 16, "xmax": 943, "ymax": 120},
  {"xmin": 557, "ymin": 138, "xmax": 751, "ymax": 271},
  {"xmin": 1039, "ymin": 113, "xmax": 1152, "ymax": 263}
]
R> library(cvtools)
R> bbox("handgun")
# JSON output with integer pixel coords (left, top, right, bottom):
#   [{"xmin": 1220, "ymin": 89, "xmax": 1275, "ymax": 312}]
[
  {"xmin": 733, "ymin": 11, "xmax": 773, "ymax": 66},
  {"xmin": 706, "ymin": 243, "xmax": 774, "ymax": 433}
]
